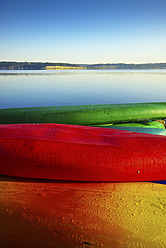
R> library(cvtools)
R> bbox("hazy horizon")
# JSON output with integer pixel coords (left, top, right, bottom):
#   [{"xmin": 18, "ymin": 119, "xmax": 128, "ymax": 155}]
[
  {"xmin": 1, "ymin": 0, "xmax": 166, "ymax": 64},
  {"xmin": 0, "ymin": 61, "xmax": 166, "ymax": 65}
]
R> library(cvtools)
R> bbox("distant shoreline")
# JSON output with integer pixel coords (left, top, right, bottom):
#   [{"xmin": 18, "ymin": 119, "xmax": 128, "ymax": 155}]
[{"xmin": 0, "ymin": 61, "xmax": 166, "ymax": 70}]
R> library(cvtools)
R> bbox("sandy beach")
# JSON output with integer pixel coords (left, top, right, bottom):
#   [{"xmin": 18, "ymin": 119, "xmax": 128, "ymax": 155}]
[{"xmin": 0, "ymin": 176, "xmax": 166, "ymax": 248}]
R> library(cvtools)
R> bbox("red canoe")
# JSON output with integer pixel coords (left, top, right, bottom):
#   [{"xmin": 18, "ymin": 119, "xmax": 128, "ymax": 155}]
[{"xmin": 0, "ymin": 123, "xmax": 166, "ymax": 181}]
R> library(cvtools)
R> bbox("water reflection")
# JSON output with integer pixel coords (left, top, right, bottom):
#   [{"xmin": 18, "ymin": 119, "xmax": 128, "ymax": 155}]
[{"xmin": 0, "ymin": 70, "xmax": 166, "ymax": 109}]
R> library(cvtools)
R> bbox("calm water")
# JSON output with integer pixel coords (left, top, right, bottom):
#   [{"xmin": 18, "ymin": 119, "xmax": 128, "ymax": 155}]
[{"xmin": 0, "ymin": 70, "xmax": 166, "ymax": 109}]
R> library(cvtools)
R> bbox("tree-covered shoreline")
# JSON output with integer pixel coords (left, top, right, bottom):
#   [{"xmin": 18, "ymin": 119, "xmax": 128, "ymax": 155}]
[
  {"xmin": 0, "ymin": 61, "xmax": 166, "ymax": 70},
  {"xmin": 0, "ymin": 61, "xmax": 83, "ymax": 70}
]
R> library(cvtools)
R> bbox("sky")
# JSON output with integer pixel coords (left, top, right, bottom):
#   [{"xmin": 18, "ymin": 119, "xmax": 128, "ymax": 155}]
[{"xmin": 1, "ymin": 0, "xmax": 166, "ymax": 64}]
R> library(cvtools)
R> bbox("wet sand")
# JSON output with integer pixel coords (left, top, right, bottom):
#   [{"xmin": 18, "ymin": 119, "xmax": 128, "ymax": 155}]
[{"xmin": 0, "ymin": 176, "xmax": 166, "ymax": 248}]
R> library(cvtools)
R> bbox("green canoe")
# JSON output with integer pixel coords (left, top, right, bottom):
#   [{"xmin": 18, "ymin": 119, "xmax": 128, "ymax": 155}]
[
  {"xmin": 0, "ymin": 102, "xmax": 166, "ymax": 125},
  {"xmin": 106, "ymin": 126, "xmax": 166, "ymax": 136},
  {"xmin": 93, "ymin": 121, "xmax": 165, "ymax": 129}
]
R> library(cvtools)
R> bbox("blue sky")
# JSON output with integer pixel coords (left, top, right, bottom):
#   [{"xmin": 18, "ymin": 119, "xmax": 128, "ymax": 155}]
[{"xmin": 1, "ymin": 0, "xmax": 166, "ymax": 64}]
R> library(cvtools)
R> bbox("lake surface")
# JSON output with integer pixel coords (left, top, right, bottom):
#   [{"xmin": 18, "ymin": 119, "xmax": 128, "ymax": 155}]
[{"xmin": 0, "ymin": 70, "xmax": 166, "ymax": 109}]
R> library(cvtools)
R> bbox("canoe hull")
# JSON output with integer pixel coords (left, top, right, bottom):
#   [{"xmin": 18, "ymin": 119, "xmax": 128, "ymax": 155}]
[
  {"xmin": 108, "ymin": 126, "xmax": 166, "ymax": 136},
  {"xmin": 0, "ymin": 102, "xmax": 166, "ymax": 125},
  {"xmin": 0, "ymin": 124, "xmax": 166, "ymax": 181}
]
